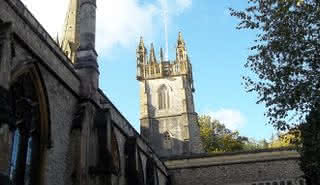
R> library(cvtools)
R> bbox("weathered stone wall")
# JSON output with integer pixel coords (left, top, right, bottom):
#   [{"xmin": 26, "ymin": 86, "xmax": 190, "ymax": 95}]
[
  {"xmin": 0, "ymin": 1, "xmax": 169, "ymax": 185},
  {"xmin": 165, "ymin": 149, "xmax": 304, "ymax": 185},
  {"xmin": 38, "ymin": 64, "xmax": 79, "ymax": 185},
  {"xmin": 98, "ymin": 91, "xmax": 168, "ymax": 180}
]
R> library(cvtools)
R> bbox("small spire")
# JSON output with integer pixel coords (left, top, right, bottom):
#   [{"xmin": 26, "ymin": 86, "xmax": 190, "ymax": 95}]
[
  {"xmin": 177, "ymin": 32, "xmax": 185, "ymax": 47},
  {"xmin": 149, "ymin": 43, "xmax": 157, "ymax": 63},
  {"xmin": 137, "ymin": 36, "xmax": 146, "ymax": 64},
  {"xmin": 139, "ymin": 36, "xmax": 144, "ymax": 48},
  {"xmin": 176, "ymin": 32, "xmax": 188, "ymax": 61},
  {"xmin": 160, "ymin": 48, "xmax": 164, "ymax": 62},
  {"xmin": 61, "ymin": 0, "xmax": 80, "ymax": 63}
]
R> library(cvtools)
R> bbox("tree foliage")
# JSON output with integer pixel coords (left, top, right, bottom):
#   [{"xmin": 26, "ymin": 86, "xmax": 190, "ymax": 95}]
[
  {"xmin": 230, "ymin": 0, "xmax": 320, "ymax": 129},
  {"xmin": 230, "ymin": 0, "xmax": 320, "ymax": 183},
  {"xmin": 198, "ymin": 115, "xmax": 248, "ymax": 153},
  {"xmin": 269, "ymin": 129, "xmax": 300, "ymax": 148}
]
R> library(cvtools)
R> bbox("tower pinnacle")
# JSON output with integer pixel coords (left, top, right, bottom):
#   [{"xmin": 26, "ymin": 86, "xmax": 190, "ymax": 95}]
[
  {"xmin": 160, "ymin": 48, "xmax": 164, "ymax": 62},
  {"xmin": 61, "ymin": 0, "xmax": 80, "ymax": 63},
  {"xmin": 176, "ymin": 32, "xmax": 187, "ymax": 61},
  {"xmin": 149, "ymin": 43, "xmax": 157, "ymax": 63},
  {"xmin": 177, "ymin": 31, "xmax": 185, "ymax": 47},
  {"xmin": 139, "ymin": 36, "xmax": 144, "ymax": 48},
  {"xmin": 137, "ymin": 36, "xmax": 146, "ymax": 64}
]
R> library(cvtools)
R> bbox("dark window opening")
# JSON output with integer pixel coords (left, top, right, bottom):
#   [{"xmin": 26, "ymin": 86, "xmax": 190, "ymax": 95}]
[{"xmin": 9, "ymin": 73, "xmax": 41, "ymax": 185}]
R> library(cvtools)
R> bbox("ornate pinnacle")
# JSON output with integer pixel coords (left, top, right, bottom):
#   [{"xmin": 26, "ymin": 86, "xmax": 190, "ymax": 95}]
[
  {"xmin": 160, "ymin": 48, "xmax": 164, "ymax": 62},
  {"xmin": 138, "ymin": 36, "xmax": 144, "ymax": 49},
  {"xmin": 149, "ymin": 43, "xmax": 157, "ymax": 63},
  {"xmin": 177, "ymin": 32, "xmax": 185, "ymax": 47},
  {"xmin": 137, "ymin": 36, "xmax": 146, "ymax": 64}
]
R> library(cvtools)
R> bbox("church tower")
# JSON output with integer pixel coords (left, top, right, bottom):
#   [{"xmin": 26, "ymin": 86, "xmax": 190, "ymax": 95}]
[{"xmin": 137, "ymin": 33, "xmax": 203, "ymax": 157}]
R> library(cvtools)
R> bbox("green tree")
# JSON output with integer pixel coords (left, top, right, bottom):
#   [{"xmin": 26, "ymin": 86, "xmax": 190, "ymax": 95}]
[
  {"xmin": 230, "ymin": 0, "xmax": 320, "ymax": 183},
  {"xmin": 198, "ymin": 115, "xmax": 248, "ymax": 153},
  {"xmin": 269, "ymin": 130, "xmax": 300, "ymax": 148}
]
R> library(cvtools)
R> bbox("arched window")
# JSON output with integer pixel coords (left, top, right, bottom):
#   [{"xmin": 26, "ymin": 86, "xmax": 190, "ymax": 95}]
[
  {"xmin": 111, "ymin": 127, "xmax": 120, "ymax": 175},
  {"xmin": 92, "ymin": 110, "xmax": 121, "ymax": 184},
  {"xmin": 146, "ymin": 158, "xmax": 156, "ymax": 185},
  {"xmin": 9, "ymin": 68, "xmax": 49, "ymax": 185},
  {"xmin": 124, "ymin": 137, "xmax": 144, "ymax": 185},
  {"xmin": 158, "ymin": 85, "xmax": 170, "ymax": 110}
]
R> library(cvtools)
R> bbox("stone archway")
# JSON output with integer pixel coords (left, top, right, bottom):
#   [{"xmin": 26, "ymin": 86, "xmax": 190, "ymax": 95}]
[{"xmin": 8, "ymin": 63, "xmax": 50, "ymax": 185}]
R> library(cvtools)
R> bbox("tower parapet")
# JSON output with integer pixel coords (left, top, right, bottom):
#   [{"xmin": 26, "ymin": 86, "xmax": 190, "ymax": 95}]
[{"xmin": 137, "ymin": 32, "xmax": 194, "ymax": 92}]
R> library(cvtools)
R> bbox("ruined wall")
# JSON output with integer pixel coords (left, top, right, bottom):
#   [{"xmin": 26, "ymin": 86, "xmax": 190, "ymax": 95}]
[{"xmin": 165, "ymin": 149, "xmax": 304, "ymax": 185}]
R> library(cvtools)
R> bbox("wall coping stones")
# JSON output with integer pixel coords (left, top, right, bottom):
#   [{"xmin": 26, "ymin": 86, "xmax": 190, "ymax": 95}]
[{"xmin": 164, "ymin": 148, "xmax": 300, "ymax": 170}]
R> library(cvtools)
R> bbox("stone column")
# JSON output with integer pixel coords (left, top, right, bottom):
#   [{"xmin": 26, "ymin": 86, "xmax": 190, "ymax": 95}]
[
  {"xmin": 75, "ymin": 0, "xmax": 99, "ymax": 100},
  {"xmin": 0, "ymin": 22, "xmax": 12, "ymax": 126}
]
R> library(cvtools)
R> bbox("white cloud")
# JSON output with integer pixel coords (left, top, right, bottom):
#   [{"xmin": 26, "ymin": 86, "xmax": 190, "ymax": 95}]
[
  {"xmin": 96, "ymin": 0, "xmax": 158, "ymax": 53},
  {"xmin": 21, "ymin": 0, "xmax": 192, "ymax": 55},
  {"xmin": 176, "ymin": 0, "xmax": 192, "ymax": 12},
  {"xmin": 209, "ymin": 109, "xmax": 247, "ymax": 131},
  {"xmin": 21, "ymin": 0, "xmax": 68, "ymax": 37}
]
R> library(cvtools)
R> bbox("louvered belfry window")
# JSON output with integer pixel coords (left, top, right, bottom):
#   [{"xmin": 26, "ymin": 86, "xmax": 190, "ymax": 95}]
[{"xmin": 158, "ymin": 85, "xmax": 170, "ymax": 110}]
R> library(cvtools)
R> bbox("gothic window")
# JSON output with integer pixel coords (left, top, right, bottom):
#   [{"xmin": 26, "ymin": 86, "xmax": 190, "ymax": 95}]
[
  {"xmin": 163, "ymin": 131, "xmax": 172, "ymax": 150},
  {"xmin": 125, "ymin": 137, "xmax": 144, "ymax": 185},
  {"xmin": 111, "ymin": 127, "xmax": 120, "ymax": 175},
  {"xmin": 158, "ymin": 85, "xmax": 170, "ymax": 110},
  {"xmin": 146, "ymin": 158, "xmax": 158, "ymax": 185},
  {"xmin": 9, "ymin": 72, "xmax": 42, "ymax": 185},
  {"xmin": 93, "ymin": 110, "xmax": 121, "ymax": 179}
]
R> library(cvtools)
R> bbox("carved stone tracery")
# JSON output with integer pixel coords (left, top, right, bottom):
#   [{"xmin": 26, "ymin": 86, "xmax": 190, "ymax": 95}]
[{"xmin": 9, "ymin": 72, "xmax": 42, "ymax": 185}]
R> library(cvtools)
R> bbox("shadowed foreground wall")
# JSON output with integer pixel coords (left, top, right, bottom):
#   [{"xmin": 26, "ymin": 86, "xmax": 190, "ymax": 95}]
[{"xmin": 0, "ymin": 0, "xmax": 168, "ymax": 185}]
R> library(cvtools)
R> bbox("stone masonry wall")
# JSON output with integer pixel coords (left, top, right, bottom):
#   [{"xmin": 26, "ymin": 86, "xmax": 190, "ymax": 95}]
[{"xmin": 165, "ymin": 149, "xmax": 304, "ymax": 185}]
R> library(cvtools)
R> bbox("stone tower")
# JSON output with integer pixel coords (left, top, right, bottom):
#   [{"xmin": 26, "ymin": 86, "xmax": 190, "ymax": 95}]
[
  {"xmin": 137, "ymin": 33, "xmax": 203, "ymax": 157},
  {"xmin": 61, "ymin": 0, "xmax": 99, "ymax": 99}
]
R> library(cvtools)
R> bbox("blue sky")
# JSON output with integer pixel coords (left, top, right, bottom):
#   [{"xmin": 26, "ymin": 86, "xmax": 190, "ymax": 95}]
[{"xmin": 22, "ymin": 0, "xmax": 276, "ymax": 140}]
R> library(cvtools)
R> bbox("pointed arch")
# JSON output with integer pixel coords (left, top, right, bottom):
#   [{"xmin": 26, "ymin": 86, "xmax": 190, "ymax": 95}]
[
  {"xmin": 125, "ymin": 137, "xmax": 144, "ymax": 185},
  {"xmin": 111, "ymin": 126, "xmax": 120, "ymax": 175},
  {"xmin": 158, "ymin": 85, "xmax": 170, "ymax": 110},
  {"xmin": 146, "ymin": 158, "xmax": 158, "ymax": 185},
  {"xmin": 9, "ymin": 62, "xmax": 50, "ymax": 185}
]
